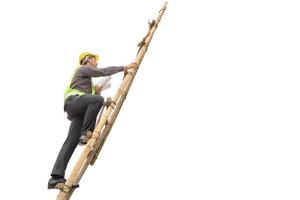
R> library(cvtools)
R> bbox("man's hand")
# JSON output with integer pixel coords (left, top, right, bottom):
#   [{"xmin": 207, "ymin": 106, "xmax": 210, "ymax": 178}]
[
  {"xmin": 125, "ymin": 62, "xmax": 138, "ymax": 71},
  {"xmin": 95, "ymin": 85, "xmax": 102, "ymax": 95}
]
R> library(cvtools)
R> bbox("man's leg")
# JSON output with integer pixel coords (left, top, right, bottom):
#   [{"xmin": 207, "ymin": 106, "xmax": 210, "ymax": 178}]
[
  {"xmin": 77, "ymin": 95, "xmax": 103, "ymax": 145},
  {"xmin": 48, "ymin": 94, "xmax": 104, "ymax": 188},
  {"xmin": 48, "ymin": 115, "xmax": 84, "ymax": 188},
  {"xmin": 81, "ymin": 95, "xmax": 104, "ymax": 136}
]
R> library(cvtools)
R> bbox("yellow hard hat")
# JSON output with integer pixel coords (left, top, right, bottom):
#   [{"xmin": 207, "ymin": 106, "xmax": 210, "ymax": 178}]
[{"xmin": 79, "ymin": 52, "xmax": 99, "ymax": 65}]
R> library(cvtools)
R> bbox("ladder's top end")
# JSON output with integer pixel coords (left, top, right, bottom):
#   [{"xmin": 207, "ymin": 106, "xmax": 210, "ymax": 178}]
[
  {"xmin": 163, "ymin": 1, "xmax": 168, "ymax": 8},
  {"xmin": 159, "ymin": 1, "xmax": 168, "ymax": 13}
]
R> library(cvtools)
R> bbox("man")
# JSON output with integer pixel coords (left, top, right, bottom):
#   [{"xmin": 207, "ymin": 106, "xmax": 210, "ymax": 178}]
[{"xmin": 48, "ymin": 52, "xmax": 137, "ymax": 189}]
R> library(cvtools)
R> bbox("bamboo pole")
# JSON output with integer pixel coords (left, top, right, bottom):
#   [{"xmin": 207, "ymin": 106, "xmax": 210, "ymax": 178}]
[{"xmin": 56, "ymin": 2, "xmax": 167, "ymax": 200}]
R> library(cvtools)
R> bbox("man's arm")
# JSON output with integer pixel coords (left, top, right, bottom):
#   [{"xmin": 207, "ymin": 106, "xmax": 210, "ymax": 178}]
[{"xmin": 79, "ymin": 66, "xmax": 125, "ymax": 77}]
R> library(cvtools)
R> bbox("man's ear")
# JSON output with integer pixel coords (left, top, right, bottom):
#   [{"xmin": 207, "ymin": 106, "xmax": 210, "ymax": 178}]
[{"xmin": 86, "ymin": 58, "xmax": 91, "ymax": 65}]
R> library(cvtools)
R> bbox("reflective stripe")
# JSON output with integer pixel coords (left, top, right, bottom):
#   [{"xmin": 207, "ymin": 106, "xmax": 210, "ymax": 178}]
[
  {"xmin": 64, "ymin": 88, "xmax": 85, "ymax": 99},
  {"xmin": 92, "ymin": 84, "xmax": 96, "ymax": 95}
]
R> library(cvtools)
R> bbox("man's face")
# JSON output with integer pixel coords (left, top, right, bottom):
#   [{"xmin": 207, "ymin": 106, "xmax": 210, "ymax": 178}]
[{"xmin": 88, "ymin": 56, "xmax": 98, "ymax": 67}]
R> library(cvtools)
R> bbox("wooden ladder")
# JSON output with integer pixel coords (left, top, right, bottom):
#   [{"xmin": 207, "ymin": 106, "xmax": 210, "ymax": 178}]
[{"xmin": 55, "ymin": 2, "xmax": 168, "ymax": 200}]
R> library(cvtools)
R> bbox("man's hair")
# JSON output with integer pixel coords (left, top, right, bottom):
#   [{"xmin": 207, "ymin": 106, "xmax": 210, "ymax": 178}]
[{"xmin": 81, "ymin": 55, "xmax": 94, "ymax": 65}]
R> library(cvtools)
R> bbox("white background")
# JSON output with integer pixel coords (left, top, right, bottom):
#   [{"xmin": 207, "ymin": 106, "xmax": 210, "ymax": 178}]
[{"xmin": 0, "ymin": 0, "xmax": 299, "ymax": 199}]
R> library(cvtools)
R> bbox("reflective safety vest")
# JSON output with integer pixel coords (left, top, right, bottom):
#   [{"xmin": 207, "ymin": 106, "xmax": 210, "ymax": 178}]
[{"xmin": 64, "ymin": 67, "xmax": 96, "ymax": 100}]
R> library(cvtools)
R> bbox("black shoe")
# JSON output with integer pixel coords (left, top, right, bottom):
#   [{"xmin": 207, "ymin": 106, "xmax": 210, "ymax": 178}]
[
  {"xmin": 48, "ymin": 177, "xmax": 66, "ymax": 189},
  {"xmin": 78, "ymin": 135, "xmax": 88, "ymax": 146},
  {"xmin": 78, "ymin": 131, "xmax": 92, "ymax": 146}
]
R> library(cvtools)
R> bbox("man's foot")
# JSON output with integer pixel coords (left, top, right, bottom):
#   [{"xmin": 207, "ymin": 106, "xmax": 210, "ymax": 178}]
[
  {"xmin": 79, "ymin": 135, "xmax": 88, "ymax": 146},
  {"xmin": 48, "ymin": 176, "xmax": 66, "ymax": 189},
  {"xmin": 78, "ymin": 131, "xmax": 92, "ymax": 146}
]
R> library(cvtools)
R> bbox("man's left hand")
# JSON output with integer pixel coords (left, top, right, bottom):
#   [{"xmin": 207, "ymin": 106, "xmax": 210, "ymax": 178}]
[{"xmin": 95, "ymin": 85, "xmax": 102, "ymax": 95}]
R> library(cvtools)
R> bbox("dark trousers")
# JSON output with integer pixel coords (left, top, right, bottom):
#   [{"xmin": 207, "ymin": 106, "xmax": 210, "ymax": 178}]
[{"xmin": 51, "ymin": 94, "xmax": 104, "ymax": 177}]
